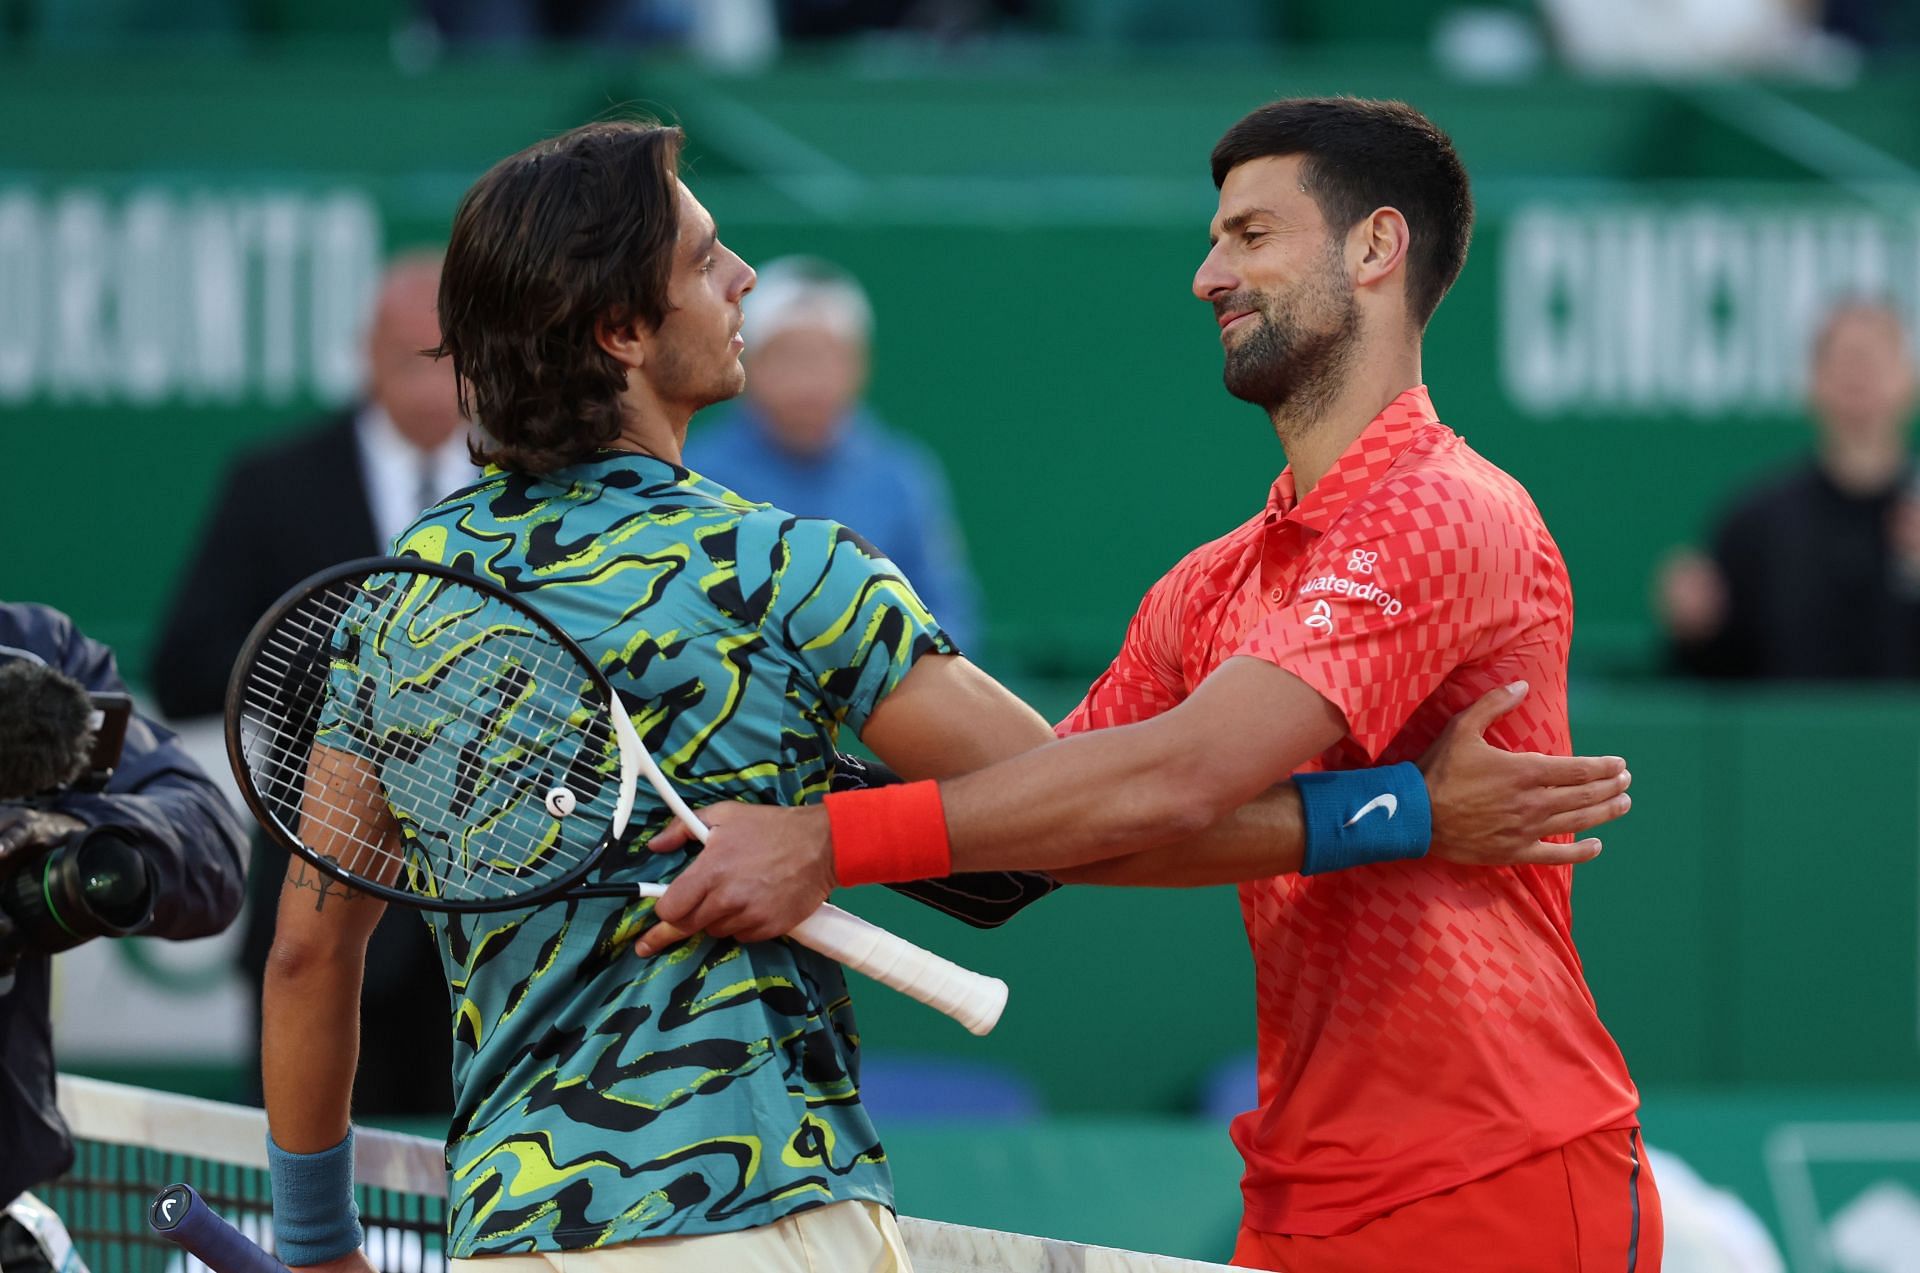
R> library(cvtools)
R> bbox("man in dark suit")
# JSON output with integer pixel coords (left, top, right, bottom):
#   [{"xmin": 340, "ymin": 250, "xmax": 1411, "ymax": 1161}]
[
  {"xmin": 151, "ymin": 252, "xmax": 471, "ymax": 1117},
  {"xmin": 1657, "ymin": 300, "xmax": 1920, "ymax": 679}
]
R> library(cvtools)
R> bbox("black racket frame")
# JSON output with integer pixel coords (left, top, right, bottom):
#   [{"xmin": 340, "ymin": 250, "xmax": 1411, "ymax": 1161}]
[{"xmin": 224, "ymin": 555, "xmax": 651, "ymax": 914}]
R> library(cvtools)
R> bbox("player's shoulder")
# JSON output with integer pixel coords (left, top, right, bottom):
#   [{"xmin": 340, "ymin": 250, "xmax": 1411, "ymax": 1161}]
[
  {"xmin": 1352, "ymin": 428, "xmax": 1553, "ymax": 546},
  {"xmin": 729, "ymin": 507, "xmax": 889, "ymax": 581},
  {"xmin": 403, "ymin": 467, "xmax": 517, "ymax": 534}
]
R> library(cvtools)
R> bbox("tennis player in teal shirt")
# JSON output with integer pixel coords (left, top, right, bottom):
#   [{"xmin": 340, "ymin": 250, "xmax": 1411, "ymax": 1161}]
[
  {"xmin": 265, "ymin": 120, "xmax": 962, "ymax": 1273},
  {"xmin": 379, "ymin": 455, "xmax": 948, "ymax": 1256}
]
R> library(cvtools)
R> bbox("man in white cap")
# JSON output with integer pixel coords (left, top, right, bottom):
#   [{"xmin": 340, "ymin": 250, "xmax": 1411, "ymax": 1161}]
[{"xmin": 684, "ymin": 256, "xmax": 982, "ymax": 650}]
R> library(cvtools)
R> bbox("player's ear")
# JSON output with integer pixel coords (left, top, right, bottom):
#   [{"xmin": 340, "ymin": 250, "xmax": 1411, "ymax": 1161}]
[
  {"xmin": 1352, "ymin": 207, "xmax": 1410, "ymax": 291},
  {"xmin": 595, "ymin": 310, "xmax": 646, "ymax": 373}
]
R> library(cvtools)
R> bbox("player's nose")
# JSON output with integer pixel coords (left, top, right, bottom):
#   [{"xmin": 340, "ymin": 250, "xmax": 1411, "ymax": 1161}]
[{"xmin": 1193, "ymin": 244, "xmax": 1236, "ymax": 302}]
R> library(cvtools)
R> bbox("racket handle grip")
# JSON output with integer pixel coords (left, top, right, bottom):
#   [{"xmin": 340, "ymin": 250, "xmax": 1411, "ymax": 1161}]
[
  {"xmin": 150, "ymin": 1184, "xmax": 292, "ymax": 1273},
  {"xmin": 791, "ymin": 901, "xmax": 1009, "ymax": 1036}
]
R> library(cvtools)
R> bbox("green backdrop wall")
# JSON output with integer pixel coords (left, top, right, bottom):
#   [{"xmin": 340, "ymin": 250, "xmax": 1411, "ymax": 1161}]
[{"xmin": 7, "ymin": 55, "xmax": 1920, "ymax": 674}]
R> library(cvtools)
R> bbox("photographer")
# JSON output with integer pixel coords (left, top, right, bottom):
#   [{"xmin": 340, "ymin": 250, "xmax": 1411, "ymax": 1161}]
[{"xmin": 0, "ymin": 602, "xmax": 246, "ymax": 1222}]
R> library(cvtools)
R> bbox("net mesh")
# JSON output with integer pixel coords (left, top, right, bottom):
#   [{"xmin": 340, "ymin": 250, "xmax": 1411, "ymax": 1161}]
[
  {"xmin": 46, "ymin": 1076, "xmax": 1232, "ymax": 1273},
  {"xmin": 234, "ymin": 568, "xmax": 626, "ymax": 906}
]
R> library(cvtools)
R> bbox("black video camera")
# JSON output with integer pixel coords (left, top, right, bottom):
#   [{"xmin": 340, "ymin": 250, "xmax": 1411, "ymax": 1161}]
[{"xmin": 0, "ymin": 650, "xmax": 154, "ymax": 981}]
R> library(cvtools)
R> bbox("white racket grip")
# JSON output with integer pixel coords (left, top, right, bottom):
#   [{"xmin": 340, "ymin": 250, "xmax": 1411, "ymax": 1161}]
[
  {"xmin": 790, "ymin": 901, "xmax": 1009, "ymax": 1037},
  {"xmin": 615, "ymin": 709, "xmax": 1006, "ymax": 1035},
  {"xmin": 631, "ymin": 884, "xmax": 1008, "ymax": 1035}
]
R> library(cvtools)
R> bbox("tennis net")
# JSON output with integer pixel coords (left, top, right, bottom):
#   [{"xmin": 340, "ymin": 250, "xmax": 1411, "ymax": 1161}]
[{"xmin": 46, "ymin": 1075, "xmax": 1233, "ymax": 1273}]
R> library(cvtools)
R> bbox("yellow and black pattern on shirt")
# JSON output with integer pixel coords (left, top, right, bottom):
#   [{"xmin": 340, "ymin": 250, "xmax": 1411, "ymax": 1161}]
[{"xmin": 344, "ymin": 452, "xmax": 950, "ymax": 1256}]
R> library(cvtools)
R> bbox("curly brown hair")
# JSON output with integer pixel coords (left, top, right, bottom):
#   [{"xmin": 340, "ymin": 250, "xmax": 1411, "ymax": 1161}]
[{"xmin": 436, "ymin": 120, "xmax": 685, "ymax": 475}]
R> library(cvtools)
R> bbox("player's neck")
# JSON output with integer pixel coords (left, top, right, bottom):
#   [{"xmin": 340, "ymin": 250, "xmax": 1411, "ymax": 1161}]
[
  {"xmin": 1282, "ymin": 344, "xmax": 1423, "ymax": 495},
  {"xmin": 611, "ymin": 386, "xmax": 691, "ymax": 465}
]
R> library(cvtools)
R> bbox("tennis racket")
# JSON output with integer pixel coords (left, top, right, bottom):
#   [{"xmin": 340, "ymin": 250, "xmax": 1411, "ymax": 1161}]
[
  {"xmin": 149, "ymin": 1184, "xmax": 287, "ymax": 1273},
  {"xmin": 225, "ymin": 556, "xmax": 1007, "ymax": 1035}
]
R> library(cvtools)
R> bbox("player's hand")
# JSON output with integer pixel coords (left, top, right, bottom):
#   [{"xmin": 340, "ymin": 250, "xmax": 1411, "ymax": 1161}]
[
  {"xmin": 1418, "ymin": 681, "xmax": 1630, "ymax": 867},
  {"xmin": 632, "ymin": 806, "xmax": 834, "ymax": 958},
  {"xmin": 0, "ymin": 807, "xmax": 85, "ymax": 865},
  {"xmin": 292, "ymin": 1251, "xmax": 378, "ymax": 1273}
]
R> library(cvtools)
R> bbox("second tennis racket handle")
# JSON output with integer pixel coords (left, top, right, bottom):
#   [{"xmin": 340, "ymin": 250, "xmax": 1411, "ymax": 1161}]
[
  {"xmin": 793, "ymin": 902, "xmax": 1009, "ymax": 1036},
  {"xmin": 150, "ymin": 1184, "xmax": 292, "ymax": 1273}
]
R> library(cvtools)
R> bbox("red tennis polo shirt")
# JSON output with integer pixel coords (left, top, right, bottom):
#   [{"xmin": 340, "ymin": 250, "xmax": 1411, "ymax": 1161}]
[{"xmin": 1056, "ymin": 386, "xmax": 1640, "ymax": 1236}]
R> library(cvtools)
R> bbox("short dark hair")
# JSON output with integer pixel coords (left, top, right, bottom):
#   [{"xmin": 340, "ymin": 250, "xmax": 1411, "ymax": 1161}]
[
  {"xmin": 437, "ymin": 120, "xmax": 685, "ymax": 475},
  {"xmin": 1211, "ymin": 98, "xmax": 1473, "ymax": 329}
]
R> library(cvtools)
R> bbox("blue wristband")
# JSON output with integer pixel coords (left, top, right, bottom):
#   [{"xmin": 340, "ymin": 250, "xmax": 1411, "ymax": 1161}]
[
  {"xmin": 267, "ymin": 1129, "xmax": 363, "ymax": 1265},
  {"xmin": 1295, "ymin": 762, "xmax": 1432, "ymax": 876}
]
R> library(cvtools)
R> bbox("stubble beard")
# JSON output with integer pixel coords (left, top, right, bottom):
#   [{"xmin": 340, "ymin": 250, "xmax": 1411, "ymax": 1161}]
[
  {"xmin": 652, "ymin": 334, "xmax": 747, "ymax": 416},
  {"xmin": 1220, "ymin": 257, "xmax": 1362, "ymax": 451}
]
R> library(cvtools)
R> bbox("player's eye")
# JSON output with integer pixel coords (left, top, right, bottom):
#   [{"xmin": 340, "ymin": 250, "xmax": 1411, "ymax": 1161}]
[
  {"xmin": 1242, "ymin": 230, "xmax": 1267, "ymax": 245},
  {"xmin": 700, "ymin": 256, "xmax": 717, "ymax": 274}
]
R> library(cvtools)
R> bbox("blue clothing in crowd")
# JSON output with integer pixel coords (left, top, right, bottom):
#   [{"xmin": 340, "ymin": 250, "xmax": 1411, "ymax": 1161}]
[{"xmin": 684, "ymin": 405, "xmax": 982, "ymax": 653}]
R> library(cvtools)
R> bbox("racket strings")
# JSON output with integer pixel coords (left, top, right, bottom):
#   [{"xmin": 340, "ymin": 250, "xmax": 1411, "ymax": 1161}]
[
  {"xmin": 246, "ymin": 592, "xmax": 607, "ymax": 899},
  {"xmin": 238, "ymin": 574, "xmax": 624, "ymax": 904}
]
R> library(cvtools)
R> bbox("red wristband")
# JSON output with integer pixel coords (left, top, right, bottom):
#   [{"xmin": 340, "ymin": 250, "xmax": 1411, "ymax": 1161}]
[{"xmin": 824, "ymin": 780, "xmax": 952, "ymax": 886}]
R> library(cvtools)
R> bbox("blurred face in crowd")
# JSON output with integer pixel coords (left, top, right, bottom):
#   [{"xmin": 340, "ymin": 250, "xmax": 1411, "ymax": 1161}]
[
  {"xmin": 638, "ymin": 183, "xmax": 757, "ymax": 421},
  {"xmin": 1810, "ymin": 305, "xmax": 1918, "ymax": 450},
  {"xmin": 745, "ymin": 322, "xmax": 868, "ymax": 456},
  {"xmin": 366, "ymin": 259, "xmax": 464, "ymax": 451},
  {"xmin": 1193, "ymin": 154, "xmax": 1362, "ymax": 427}
]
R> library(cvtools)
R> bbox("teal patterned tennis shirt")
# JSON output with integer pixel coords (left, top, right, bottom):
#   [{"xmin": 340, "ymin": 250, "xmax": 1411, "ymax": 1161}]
[{"xmin": 334, "ymin": 451, "xmax": 953, "ymax": 1256}]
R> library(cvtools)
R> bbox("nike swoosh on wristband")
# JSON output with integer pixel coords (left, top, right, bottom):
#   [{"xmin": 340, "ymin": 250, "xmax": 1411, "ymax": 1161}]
[{"xmin": 1343, "ymin": 793, "xmax": 1398, "ymax": 827}]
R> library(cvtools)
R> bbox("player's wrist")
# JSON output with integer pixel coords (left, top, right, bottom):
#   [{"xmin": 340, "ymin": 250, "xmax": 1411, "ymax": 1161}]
[
  {"xmin": 1295, "ymin": 762, "xmax": 1431, "ymax": 876},
  {"xmin": 824, "ymin": 780, "xmax": 952, "ymax": 886},
  {"xmin": 267, "ymin": 1128, "xmax": 363, "ymax": 1266}
]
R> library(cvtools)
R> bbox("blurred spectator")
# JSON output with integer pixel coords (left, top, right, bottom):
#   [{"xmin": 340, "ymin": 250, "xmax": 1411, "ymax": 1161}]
[
  {"xmin": 1658, "ymin": 300, "xmax": 1920, "ymax": 680},
  {"xmin": 152, "ymin": 252, "xmax": 473, "ymax": 715},
  {"xmin": 150, "ymin": 251, "xmax": 469, "ymax": 1118},
  {"xmin": 418, "ymin": 0, "xmax": 692, "ymax": 45},
  {"xmin": 779, "ymin": 0, "xmax": 1032, "ymax": 40},
  {"xmin": 1537, "ymin": 0, "xmax": 1852, "ymax": 74},
  {"xmin": 685, "ymin": 256, "xmax": 983, "ymax": 652},
  {"xmin": 1822, "ymin": 0, "xmax": 1883, "ymax": 44},
  {"xmin": 1818, "ymin": 0, "xmax": 1920, "ymax": 49},
  {"xmin": 416, "ymin": 0, "xmax": 785, "ymax": 69}
]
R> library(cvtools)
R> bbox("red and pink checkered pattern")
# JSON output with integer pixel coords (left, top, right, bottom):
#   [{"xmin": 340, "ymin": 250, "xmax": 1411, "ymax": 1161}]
[{"xmin": 1057, "ymin": 387, "xmax": 1640, "ymax": 1237}]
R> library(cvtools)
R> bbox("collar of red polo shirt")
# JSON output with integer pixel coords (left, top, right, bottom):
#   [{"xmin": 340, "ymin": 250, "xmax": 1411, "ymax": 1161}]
[{"xmin": 1265, "ymin": 385, "xmax": 1440, "ymax": 534}]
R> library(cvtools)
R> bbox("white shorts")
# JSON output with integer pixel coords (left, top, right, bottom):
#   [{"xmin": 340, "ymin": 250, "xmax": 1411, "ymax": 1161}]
[{"xmin": 449, "ymin": 1201, "xmax": 912, "ymax": 1273}]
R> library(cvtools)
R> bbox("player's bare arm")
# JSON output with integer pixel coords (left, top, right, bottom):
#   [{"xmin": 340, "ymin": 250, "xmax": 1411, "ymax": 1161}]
[
  {"xmin": 640, "ymin": 654, "xmax": 1630, "ymax": 945},
  {"xmin": 258, "ymin": 746, "xmax": 391, "ymax": 1273},
  {"xmin": 1058, "ymin": 678, "xmax": 1626, "ymax": 886}
]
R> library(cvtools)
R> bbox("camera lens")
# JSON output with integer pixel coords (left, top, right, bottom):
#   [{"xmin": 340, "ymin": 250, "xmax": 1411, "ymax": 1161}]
[
  {"xmin": 0, "ymin": 827, "xmax": 153, "ymax": 955},
  {"xmin": 70, "ymin": 833, "xmax": 151, "ymax": 931}
]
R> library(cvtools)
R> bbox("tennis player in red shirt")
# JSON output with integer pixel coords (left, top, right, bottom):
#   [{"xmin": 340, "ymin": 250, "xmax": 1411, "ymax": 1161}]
[{"xmin": 649, "ymin": 97, "xmax": 1657, "ymax": 1270}]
